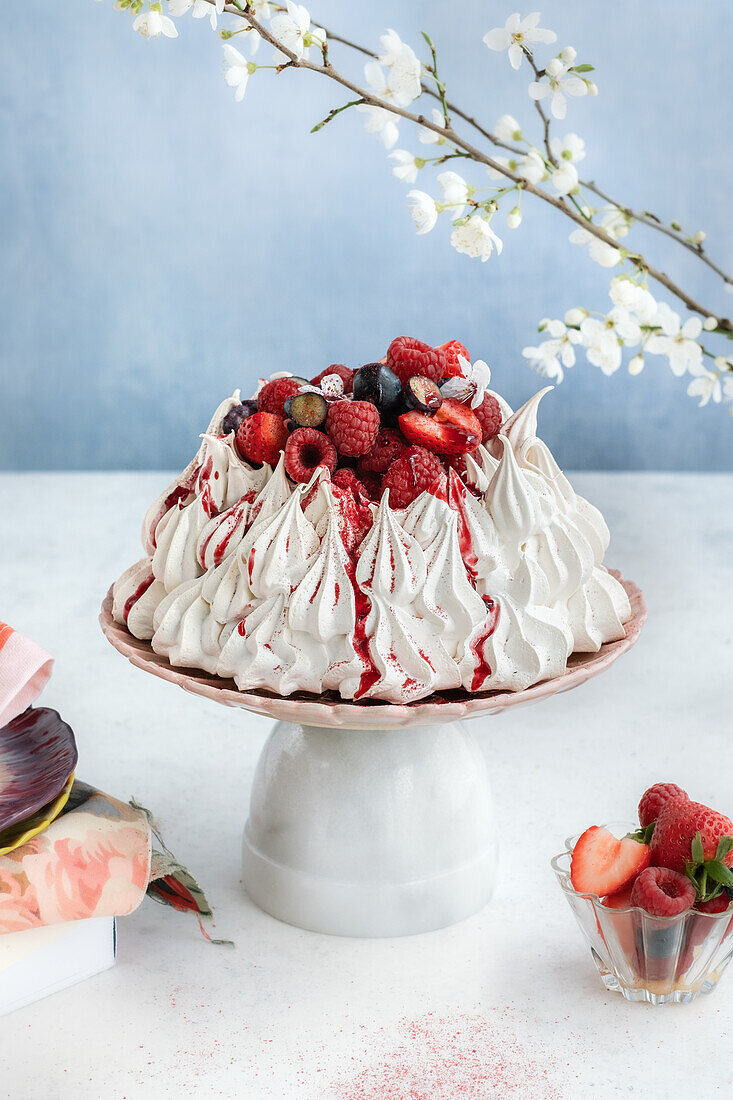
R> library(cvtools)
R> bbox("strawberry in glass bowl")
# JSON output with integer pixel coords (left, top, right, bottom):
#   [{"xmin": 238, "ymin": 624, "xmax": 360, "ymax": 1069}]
[{"xmin": 552, "ymin": 783, "xmax": 733, "ymax": 1004}]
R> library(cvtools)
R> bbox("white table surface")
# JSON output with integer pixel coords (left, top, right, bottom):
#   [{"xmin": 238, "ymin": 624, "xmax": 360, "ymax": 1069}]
[{"xmin": 0, "ymin": 471, "xmax": 731, "ymax": 1099}]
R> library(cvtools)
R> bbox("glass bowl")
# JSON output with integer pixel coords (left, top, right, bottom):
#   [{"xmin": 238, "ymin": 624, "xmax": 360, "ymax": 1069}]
[{"xmin": 552, "ymin": 822, "xmax": 733, "ymax": 1004}]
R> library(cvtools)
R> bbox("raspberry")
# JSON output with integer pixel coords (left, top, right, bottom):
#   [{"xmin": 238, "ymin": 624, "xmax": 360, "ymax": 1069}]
[
  {"xmin": 326, "ymin": 400, "xmax": 380, "ymax": 457},
  {"xmin": 236, "ymin": 412, "xmax": 289, "ymax": 466},
  {"xmin": 359, "ymin": 427, "xmax": 406, "ymax": 474},
  {"xmin": 638, "ymin": 783, "xmax": 688, "ymax": 828},
  {"xmin": 629, "ymin": 866, "xmax": 696, "ymax": 917},
  {"xmin": 382, "ymin": 446, "xmax": 444, "ymax": 509},
  {"xmin": 257, "ymin": 377, "xmax": 303, "ymax": 417},
  {"xmin": 436, "ymin": 340, "xmax": 469, "ymax": 379},
  {"xmin": 474, "ymin": 393, "xmax": 503, "ymax": 443},
  {"xmin": 386, "ymin": 336, "xmax": 446, "ymax": 388},
  {"xmin": 332, "ymin": 467, "xmax": 370, "ymax": 498},
  {"xmin": 284, "ymin": 427, "xmax": 337, "ymax": 483},
  {"xmin": 311, "ymin": 364, "xmax": 354, "ymax": 393}
]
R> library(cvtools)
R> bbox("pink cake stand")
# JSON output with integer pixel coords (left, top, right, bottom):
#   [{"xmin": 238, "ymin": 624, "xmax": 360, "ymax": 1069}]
[{"xmin": 100, "ymin": 573, "xmax": 646, "ymax": 938}]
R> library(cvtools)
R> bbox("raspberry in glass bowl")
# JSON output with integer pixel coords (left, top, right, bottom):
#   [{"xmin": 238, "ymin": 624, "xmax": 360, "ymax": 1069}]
[{"xmin": 552, "ymin": 783, "xmax": 733, "ymax": 1004}]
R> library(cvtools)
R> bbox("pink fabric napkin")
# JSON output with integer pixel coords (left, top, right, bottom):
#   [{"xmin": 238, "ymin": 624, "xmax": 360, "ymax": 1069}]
[
  {"xmin": 0, "ymin": 782, "xmax": 151, "ymax": 935},
  {"xmin": 0, "ymin": 623, "xmax": 54, "ymax": 729}
]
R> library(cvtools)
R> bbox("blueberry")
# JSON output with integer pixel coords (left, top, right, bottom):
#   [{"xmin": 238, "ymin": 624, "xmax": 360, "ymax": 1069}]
[
  {"xmin": 352, "ymin": 363, "xmax": 403, "ymax": 416},
  {"xmin": 284, "ymin": 390, "xmax": 328, "ymax": 428},
  {"xmin": 405, "ymin": 375, "xmax": 443, "ymax": 415},
  {"xmin": 222, "ymin": 400, "xmax": 257, "ymax": 435}
]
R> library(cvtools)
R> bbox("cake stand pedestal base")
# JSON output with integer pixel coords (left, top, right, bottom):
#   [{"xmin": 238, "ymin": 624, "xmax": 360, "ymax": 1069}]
[{"xmin": 241, "ymin": 720, "xmax": 496, "ymax": 938}]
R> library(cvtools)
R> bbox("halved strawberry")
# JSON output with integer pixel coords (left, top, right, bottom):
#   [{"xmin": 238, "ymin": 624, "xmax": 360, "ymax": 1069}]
[
  {"xmin": 398, "ymin": 399, "xmax": 481, "ymax": 457},
  {"xmin": 600, "ymin": 884, "xmax": 635, "ymax": 910},
  {"xmin": 436, "ymin": 340, "xmax": 469, "ymax": 379},
  {"xmin": 570, "ymin": 825, "xmax": 651, "ymax": 897}
]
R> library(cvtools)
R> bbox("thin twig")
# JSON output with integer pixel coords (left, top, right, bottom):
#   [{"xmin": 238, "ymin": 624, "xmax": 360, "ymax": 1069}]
[{"xmin": 216, "ymin": 2, "xmax": 732, "ymax": 330}]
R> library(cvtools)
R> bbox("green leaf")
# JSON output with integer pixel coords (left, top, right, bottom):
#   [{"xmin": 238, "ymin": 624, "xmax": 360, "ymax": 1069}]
[
  {"xmin": 572, "ymin": 64, "xmax": 595, "ymax": 73},
  {"xmin": 692, "ymin": 832, "xmax": 705, "ymax": 865},
  {"xmin": 625, "ymin": 824, "xmax": 654, "ymax": 844},
  {"xmin": 716, "ymin": 836, "xmax": 733, "ymax": 861},
  {"xmin": 706, "ymin": 860, "xmax": 733, "ymax": 886}
]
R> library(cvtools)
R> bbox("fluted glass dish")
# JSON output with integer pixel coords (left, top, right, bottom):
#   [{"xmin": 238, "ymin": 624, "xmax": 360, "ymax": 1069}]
[{"xmin": 552, "ymin": 822, "xmax": 733, "ymax": 1005}]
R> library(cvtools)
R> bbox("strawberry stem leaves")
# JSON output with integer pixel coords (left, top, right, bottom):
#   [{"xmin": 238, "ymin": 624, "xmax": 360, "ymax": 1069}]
[{"xmin": 685, "ymin": 831, "xmax": 733, "ymax": 902}]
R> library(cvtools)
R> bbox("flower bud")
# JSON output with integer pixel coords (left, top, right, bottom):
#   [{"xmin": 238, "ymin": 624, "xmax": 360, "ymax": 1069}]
[
  {"xmin": 559, "ymin": 46, "xmax": 577, "ymax": 64},
  {"xmin": 564, "ymin": 307, "xmax": 586, "ymax": 326},
  {"xmin": 585, "ymin": 80, "xmax": 598, "ymax": 96},
  {"xmin": 628, "ymin": 355, "xmax": 644, "ymax": 376},
  {"xmin": 703, "ymin": 316, "xmax": 718, "ymax": 331},
  {"xmin": 507, "ymin": 207, "xmax": 522, "ymax": 229}
]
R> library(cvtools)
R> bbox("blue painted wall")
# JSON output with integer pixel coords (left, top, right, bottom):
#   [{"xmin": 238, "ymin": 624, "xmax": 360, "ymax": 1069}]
[{"xmin": 1, "ymin": 0, "xmax": 731, "ymax": 471}]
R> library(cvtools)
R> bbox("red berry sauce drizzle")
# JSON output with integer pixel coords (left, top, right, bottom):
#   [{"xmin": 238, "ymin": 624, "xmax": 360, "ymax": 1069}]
[
  {"xmin": 122, "ymin": 573, "xmax": 155, "ymax": 623},
  {"xmin": 444, "ymin": 469, "xmax": 500, "ymax": 691}
]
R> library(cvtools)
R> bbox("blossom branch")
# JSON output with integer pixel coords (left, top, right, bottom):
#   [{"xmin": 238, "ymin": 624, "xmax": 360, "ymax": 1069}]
[{"xmin": 217, "ymin": 1, "xmax": 731, "ymax": 332}]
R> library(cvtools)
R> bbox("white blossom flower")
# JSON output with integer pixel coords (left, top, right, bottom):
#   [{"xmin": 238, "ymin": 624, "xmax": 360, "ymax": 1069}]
[
  {"xmin": 687, "ymin": 367, "xmax": 722, "ymax": 406},
  {"xmin": 440, "ymin": 357, "xmax": 492, "ymax": 407},
  {"xmin": 376, "ymin": 30, "xmax": 422, "ymax": 105},
  {"xmin": 517, "ymin": 148, "xmax": 546, "ymax": 184},
  {"xmin": 569, "ymin": 227, "xmax": 621, "ymax": 267},
  {"xmin": 483, "ymin": 12, "xmax": 557, "ymax": 71},
  {"xmin": 495, "ymin": 114, "xmax": 523, "ymax": 142},
  {"xmin": 222, "ymin": 44, "xmax": 253, "ymax": 101},
  {"xmin": 168, "ymin": 0, "xmax": 224, "ymax": 30},
  {"xmin": 609, "ymin": 278, "xmax": 657, "ymax": 323},
  {"xmin": 486, "ymin": 155, "xmax": 514, "ymax": 181},
  {"xmin": 549, "ymin": 132, "xmax": 586, "ymax": 163},
  {"xmin": 437, "ymin": 171, "xmax": 469, "ymax": 217},
  {"xmin": 271, "ymin": 2, "xmax": 325, "ymax": 62},
  {"xmin": 406, "ymin": 190, "xmax": 438, "ymax": 235},
  {"xmin": 419, "ymin": 107, "xmax": 446, "ymax": 145},
  {"xmin": 389, "ymin": 150, "xmax": 421, "ymax": 184},
  {"xmin": 551, "ymin": 161, "xmax": 578, "ymax": 194},
  {"xmin": 522, "ymin": 322, "xmax": 579, "ymax": 383},
  {"xmin": 607, "ymin": 306, "xmax": 642, "ymax": 345},
  {"xmin": 723, "ymin": 375, "xmax": 733, "ymax": 401},
  {"xmin": 450, "ymin": 215, "xmax": 503, "ymax": 262},
  {"xmin": 240, "ymin": 0, "xmax": 272, "ymax": 53},
  {"xmin": 646, "ymin": 309, "xmax": 703, "ymax": 376},
  {"xmin": 599, "ymin": 205, "xmax": 631, "ymax": 239},
  {"xmin": 133, "ymin": 7, "xmax": 178, "ymax": 38},
  {"xmin": 579, "ymin": 316, "xmax": 623, "ymax": 375},
  {"xmin": 358, "ymin": 105, "xmax": 399, "ymax": 149},
  {"xmin": 529, "ymin": 57, "xmax": 587, "ymax": 120}
]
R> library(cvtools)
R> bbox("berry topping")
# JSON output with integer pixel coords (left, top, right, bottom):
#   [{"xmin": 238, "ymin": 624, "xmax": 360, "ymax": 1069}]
[
  {"xmin": 236, "ymin": 412, "xmax": 289, "ymax": 467},
  {"xmin": 352, "ymin": 363, "xmax": 404, "ymax": 417},
  {"xmin": 629, "ymin": 866, "xmax": 697, "ymax": 917},
  {"xmin": 284, "ymin": 390, "xmax": 329, "ymax": 429},
  {"xmin": 600, "ymin": 884, "xmax": 635, "ymax": 910},
  {"xmin": 332, "ymin": 467, "xmax": 371, "ymax": 498},
  {"xmin": 386, "ymin": 336, "xmax": 446, "ymax": 388},
  {"xmin": 284, "ymin": 427, "xmax": 337, "ymax": 483},
  {"xmin": 382, "ymin": 446, "xmax": 443, "ymax": 509},
  {"xmin": 359, "ymin": 427, "xmax": 406, "ymax": 475},
  {"xmin": 257, "ymin": 377, "xmax": 303, "ymax": 417},
  {"xmin": 399, "ymin": 398, "xmax": 482, "ymax": 456},
  {"xmin": 222, "ymin": 400, "xmax": 257, "ymax": 436},
  {"xmin": 638, "ymin": 782, "xmax": 689, "ymax": 828},
  {"xmin": 405, "ymin": 375, "xmax": 443, "ymax": 415},
  {"xmin": 326, "ymin": 400, "xmax": 381, "ymax": 457},
  {"xmin": 650, "ymin": 800, "xmax": 733, "ymax": 875},
  {"xmin": 570, "ymin": 825, "xmax": 651, "ymax": 897},
  {"xmin": 695, "ymin": 893, "xmax": 731, "ymax": 914},
  {"xmin": 311, "ymin": 364, "xmax": 354, "ymax": 393},
  {"xmin": 436, "ymin": 340, "xmax": 469, "ymax": 379},
  {"xmin": 473, "ymin": 393, "xmax": 503, "ymax": 443}
]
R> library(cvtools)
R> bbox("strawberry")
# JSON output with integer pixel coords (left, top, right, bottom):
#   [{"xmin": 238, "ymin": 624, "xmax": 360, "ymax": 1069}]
[
  {"xmin": 600, "ymin": 884, "xmax": 635, "ymax": 910},
  {"xmin": 570, "ymin": 825, "xmax": 651, "ymax": 897},
  {"xmin": 399, "ymin": 399, "xmax": 482, "ymax": 457},
  {"xmin": 236, "ymin": 412, "xmax": 289, "ymax": 466},
  {"xmin": 436, "ymin": 340, "xmax": 469, "ymax": 379},
  {"xmin": 650, "ymin": 800, "xmax": 733, "ymax": 899}
]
